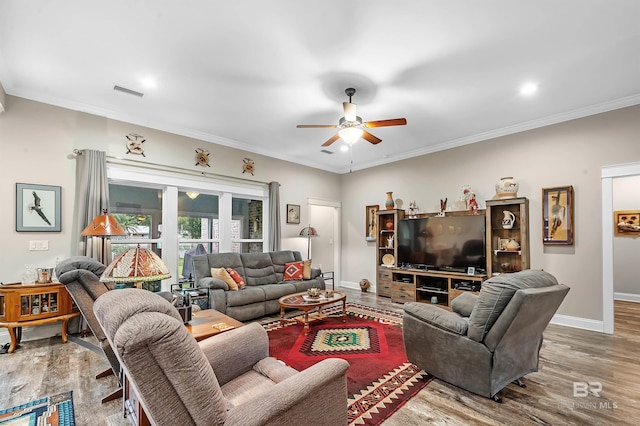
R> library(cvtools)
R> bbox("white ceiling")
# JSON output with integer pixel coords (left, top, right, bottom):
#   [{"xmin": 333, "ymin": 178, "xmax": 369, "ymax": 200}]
[{"xmin": 1, "ymin": 1, "xmax": 639, "ymax": 174}]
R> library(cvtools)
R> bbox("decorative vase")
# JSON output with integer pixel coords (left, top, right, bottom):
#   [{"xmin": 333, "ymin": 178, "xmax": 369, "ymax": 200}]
[
  {"xmin": 502, "ymin": 210, "xmax": 516, "ymax": 229},
  {"xmin": 385, "ymin": 219, "xmax": 394, "ymax": 230},
  {"xmin": 385, "ymin": 192, "xmax": 395, "ymax": 210},
  {"xmin": 359, "ymin": 279, "xmax": 370, "ymax": 292},
  {"xmin": 495, "ymin": 177, "xmax": 519, "ymax": 198}
]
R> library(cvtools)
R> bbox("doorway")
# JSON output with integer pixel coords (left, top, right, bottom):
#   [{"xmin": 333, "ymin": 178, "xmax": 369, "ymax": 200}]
[
  {"xmin": 601, "ymin": 161, "xmax": 640, "ymax": 334},
  {"xmin": 308, "ymin": 198, "xmax": 341, "ymax": 288}
]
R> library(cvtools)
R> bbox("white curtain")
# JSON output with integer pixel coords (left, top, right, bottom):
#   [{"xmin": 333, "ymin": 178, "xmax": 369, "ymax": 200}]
[
  {"xmin": 268, "ymin": 181, "xmax": 281, "ymax": 251},
  {"xmin": 72, "ymin": 150, "xmax": 111, "ymax": 264}
]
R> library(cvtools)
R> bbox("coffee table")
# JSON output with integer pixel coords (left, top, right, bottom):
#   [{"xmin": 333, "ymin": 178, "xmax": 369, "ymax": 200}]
[
  {"xmin": 278, "ymin": 291, "xmax": 347, "ymax": 335},
  {"xmin": 185, "ymin": 309, "xmax": 244, "ymax": 341}
]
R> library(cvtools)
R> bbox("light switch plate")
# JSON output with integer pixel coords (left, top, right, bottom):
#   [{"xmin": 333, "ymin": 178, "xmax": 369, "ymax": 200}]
[{"xmin": 29, "ymin": 240, "xmax": 49, "ymax": 251}]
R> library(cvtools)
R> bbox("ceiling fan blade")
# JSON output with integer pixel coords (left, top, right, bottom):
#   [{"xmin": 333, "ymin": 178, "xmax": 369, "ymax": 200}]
[
  {"xmin": 321, "ymin": 133, "xmax": 341, "ymax": 147},
  {"xmin": 343, "ymin": 102, "xmax": 357, "ymax": 122},
  {"xmin": 363, "ymin": 118, "xmax": 407, "ymax": 128},
  {"xmin": 362, "ymin": 130, "xmax": 382, "ymax": 145},
  {"xmin": 297, "ymin": 124, "xmax": 337, "ymax": 128}
]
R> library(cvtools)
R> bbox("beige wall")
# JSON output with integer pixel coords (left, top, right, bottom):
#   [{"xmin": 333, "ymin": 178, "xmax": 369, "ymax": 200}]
[
  {"xmin": 2, "ymin": 94, "xmax": 639, "ymax": 325},
  {"xmin": 340, "ymin": 104, "xmax": 640, "ymax": 322},
  {"xmin": 0, "ymin": 96, "xmax": 340, "ymax": 283}
]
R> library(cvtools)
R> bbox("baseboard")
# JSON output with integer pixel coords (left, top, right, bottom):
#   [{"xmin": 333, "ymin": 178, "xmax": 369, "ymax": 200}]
[
  {"xmin": 340, "ymin": 281, "xmax": 359, "ymax": 290},
  {"xmin": 548, "ymin": 314, "xmax": 606, "ymax": 333},
  {"xmin": 614, "ymin": 292, "xmax": 640, "ymax": 303}
]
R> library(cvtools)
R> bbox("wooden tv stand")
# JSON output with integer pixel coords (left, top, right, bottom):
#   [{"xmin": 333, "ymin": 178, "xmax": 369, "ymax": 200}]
[{"xmin": 377, "ymin": 268, "xmax": 486, "ymax": 307}]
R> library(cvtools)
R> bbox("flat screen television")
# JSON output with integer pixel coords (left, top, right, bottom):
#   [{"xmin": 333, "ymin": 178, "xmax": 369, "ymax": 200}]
[{"xmin": 397, "ymin": 215, "xmax": 486, "ymax": 273}]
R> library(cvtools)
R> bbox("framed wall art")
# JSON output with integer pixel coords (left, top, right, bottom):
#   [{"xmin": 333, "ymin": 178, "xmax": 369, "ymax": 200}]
[
  {"xmin": 286, "ymin": 204, "xmax": 300, "ymax": 224},
  {"xmin": 542, "ymin": 185, "xmax": 574, "ymax": 245},
  {"xmin": 16, "ymin": 183, "xmax": 61, "ymax": 232},
  {"xmin": 366, "ymin": 204, "xmax": 379, "ymax": 241},
  {"xmin": 614, "ymin": 210, "xmax": 640, "ymax": 236}
]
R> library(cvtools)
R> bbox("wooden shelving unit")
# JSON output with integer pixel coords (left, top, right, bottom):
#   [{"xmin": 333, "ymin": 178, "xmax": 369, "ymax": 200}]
[
  {"xmin": 375, "ymin": 209, "xmax": 404, "ymax": 298},
  {"xmin": 485, "ymin": 197, "xmax": 530, "ymax": 277}
]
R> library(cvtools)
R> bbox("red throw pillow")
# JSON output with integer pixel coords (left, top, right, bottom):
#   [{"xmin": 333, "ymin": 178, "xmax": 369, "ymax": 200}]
[
  {"xmin": 284, "ymin": 261, "xmax": 304, "ymax": 281},
  {"xmin": 226, "ymin": 268, "xmax": 246, "ymax": 289}
]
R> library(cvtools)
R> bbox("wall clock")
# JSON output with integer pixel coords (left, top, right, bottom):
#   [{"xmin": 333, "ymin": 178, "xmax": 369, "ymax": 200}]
[
  {"xmin": 242, "ymin": 158, "xmax": 255, "ymax": 175},
  {"xmin": 125, "ymin": 133, "xmax": 146, "ymax": 156},
  {"xmin": 195, "ymin": 148, "xmax": 211, "ymax": 167}
]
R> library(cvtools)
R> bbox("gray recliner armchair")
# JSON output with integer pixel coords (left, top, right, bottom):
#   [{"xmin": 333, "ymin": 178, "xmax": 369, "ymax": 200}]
[
  {"xmin": 93, "ymin": 288, "xmax": 350, "ymax": 426},
  {"xmin": 403, "ymin": 270, "xmax": 569, "ymax": 402}
]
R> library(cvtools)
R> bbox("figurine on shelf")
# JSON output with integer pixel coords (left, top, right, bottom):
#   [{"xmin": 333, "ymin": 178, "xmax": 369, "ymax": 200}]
[
  {"xmin": 437, "ymin": 198, "xmax": 447, "ymax": 217},
  {"xmin": 387, "ymin": 236, "xmax": 394, "ymax": 248},
  {"xmin": 408, "ymin": 201, "xmax": 418, "ymax": 218},
  {"xmin": 461, "ymin": 185, "xmax": 479, "ymax": 214}
]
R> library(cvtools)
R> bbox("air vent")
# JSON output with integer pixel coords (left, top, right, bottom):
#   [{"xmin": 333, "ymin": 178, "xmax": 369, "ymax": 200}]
[
  {"xmin": 113, "ymin": 85, "xmax": 144, "ymax": 98},
  {"xmin": 321, "ymin": 149, "xmax": 333, "ymax": 154}
]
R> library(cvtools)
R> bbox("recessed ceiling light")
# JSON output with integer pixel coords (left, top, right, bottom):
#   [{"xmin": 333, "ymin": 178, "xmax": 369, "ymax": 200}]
[
  {"xmin": 340, "ymin": 145, "xmax": 349, "ymax": 152},
  {"xmin": 140, "ymin": 77, "xmax": 157, "ymax": 89},
  {"xmin": 520, "ymin": 82, "xmax": 538, "ymax": 96}
]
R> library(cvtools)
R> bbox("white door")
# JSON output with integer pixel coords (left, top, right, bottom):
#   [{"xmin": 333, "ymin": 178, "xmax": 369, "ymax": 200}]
[{"xmin": 309, "ymin": 200, "xmax": 340, "ymax": 288}]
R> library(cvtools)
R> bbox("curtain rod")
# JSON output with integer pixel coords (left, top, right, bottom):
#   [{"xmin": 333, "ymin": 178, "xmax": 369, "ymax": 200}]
[{"xmin": 72, "ymin": 149, "xmax": 271, "ymax": 187}]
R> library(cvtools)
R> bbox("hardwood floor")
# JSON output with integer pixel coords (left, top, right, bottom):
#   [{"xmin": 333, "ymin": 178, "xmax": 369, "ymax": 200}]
[{"xmin": 1, "ymin": 289, "xmax": 639, "ymax": 425}]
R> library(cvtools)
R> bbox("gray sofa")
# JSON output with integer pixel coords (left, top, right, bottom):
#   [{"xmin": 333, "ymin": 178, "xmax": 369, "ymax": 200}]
[
  {"xmin": 403, "ymin": 270, "xmax": 569, "ymax": 402},
  {"xmin": 193, "ymin": 250, "xmax": 325, "ymax": 321},
  {"xmin": 94, "ymin": 288, "xmax": 349, "ymax": 426}
]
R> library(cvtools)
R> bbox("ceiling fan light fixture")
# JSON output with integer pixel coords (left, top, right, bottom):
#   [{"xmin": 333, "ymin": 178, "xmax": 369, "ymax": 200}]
[
  {"xmin": 339, "ymin": 127, "xmax": 364, "ymax": 144},
  {"xmin": 186, "ymin": 191, "xmax": 200, "ymax": 200}
]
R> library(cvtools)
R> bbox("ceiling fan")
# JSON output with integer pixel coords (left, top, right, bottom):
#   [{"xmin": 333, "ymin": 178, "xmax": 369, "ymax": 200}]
[{"xmin": 297, "ymin": 88, "xmax": 407, "ymax": 147}]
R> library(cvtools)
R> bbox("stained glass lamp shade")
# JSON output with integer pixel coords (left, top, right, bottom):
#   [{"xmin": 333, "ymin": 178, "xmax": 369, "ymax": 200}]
[{"xmin": 100, "ymin": 244, "xmax": 171, "ymax": 289}]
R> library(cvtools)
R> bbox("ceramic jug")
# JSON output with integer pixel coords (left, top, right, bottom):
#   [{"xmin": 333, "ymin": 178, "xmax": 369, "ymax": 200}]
[{"xmin": 502, "ymin": 210, "xmax": 516, "ymax": 229}]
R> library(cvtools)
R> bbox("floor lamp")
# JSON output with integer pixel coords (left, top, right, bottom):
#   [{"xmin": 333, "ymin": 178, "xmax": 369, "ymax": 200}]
[
  {"xmin": 80, "ymin": 209, "xmax": 127, "ymax": 265},
  {"xmin": 299, "ymin": 225, "xmax": 319, "ymax": 259},
  {"xmin": 100, "ymin": 244, "xmax": 171, "ymax": 290}
]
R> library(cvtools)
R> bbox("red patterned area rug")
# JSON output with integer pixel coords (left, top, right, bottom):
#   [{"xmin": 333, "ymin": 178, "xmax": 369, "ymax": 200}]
[{"xmin": 264, "ymin": 303, "xmax": 432, "ymax": 426}]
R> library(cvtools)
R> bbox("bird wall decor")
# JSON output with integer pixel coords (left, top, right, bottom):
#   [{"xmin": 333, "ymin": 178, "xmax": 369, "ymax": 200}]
[{"xmin": 29, "ymin": 191, "xmax": 51, "ymax": 225}]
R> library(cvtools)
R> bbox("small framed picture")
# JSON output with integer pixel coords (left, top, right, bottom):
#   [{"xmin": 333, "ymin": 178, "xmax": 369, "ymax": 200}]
[
  {"xmin": 365, "ymin": 204, "xmax": 379, "ymax": 240},
  {"xmin": 542, "ymin": 185, "xmax": 574, "ymax": 245},
  {"xmin": 467, "ymin": 266, "xmax": 476, "ymax": 276},
  {"xmin": 16, "ymin": 183, "xmax": 62, "ymax": 232},
  {"xmin": 286, "ymin": 204, "xmax": 300, "ymax": 224},
  {"xmin": 614, "ymin": 210, "xmax": 640, "ymax": 236}
]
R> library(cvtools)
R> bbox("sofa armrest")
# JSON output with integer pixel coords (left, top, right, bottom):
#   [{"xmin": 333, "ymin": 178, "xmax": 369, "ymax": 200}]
[
  {"xmin": 403, "ymin": 302, "xmax": 468, "ymax": 335},
  {"xmin": 198, "ymin": 322, "xmax": 268, "ymax": 386},
  {"xmin": 225, "ymin": 358, "xmax": 349, "ymax": 426},
  {"xmin": 451, "ymin": 292, "xmax": 477, "ymax": 318},
  {"xmin": 197, "ymin": 277, "xmax": 229, "ymax": 290},
  {"xmin": 310, "ymin": 267, "xmax": 322, "ymax": 279}
]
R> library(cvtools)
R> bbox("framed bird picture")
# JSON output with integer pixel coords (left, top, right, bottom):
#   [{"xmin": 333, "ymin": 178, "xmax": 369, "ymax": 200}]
[{"xmin": 16, "ymin": 183, "xmax": 61, "ymax": 232}]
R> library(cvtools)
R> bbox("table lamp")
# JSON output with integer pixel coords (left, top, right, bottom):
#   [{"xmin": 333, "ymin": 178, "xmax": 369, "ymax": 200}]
[
  {"xmin": 100, "ymin": 244, "xmax": 171, "ymax": 290},
  {"xmin": 80, "ymin": 209, "xmax": 127, "ymax": 265},
  {"xmin": 299, "ymin": 225, "xmax": 319, "ymax": 259}
]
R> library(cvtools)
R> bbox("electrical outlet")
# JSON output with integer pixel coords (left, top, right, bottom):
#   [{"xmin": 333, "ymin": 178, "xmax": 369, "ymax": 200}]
[{"xmin": 29, "ymin": 240, "xmax": 49, "ymax": 251}]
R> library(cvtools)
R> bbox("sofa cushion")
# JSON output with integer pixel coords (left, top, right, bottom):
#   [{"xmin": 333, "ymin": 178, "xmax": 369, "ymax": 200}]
[
  {"xmin": 270, "ymin": 251, "xmax": 298, "ymax": 282},
  {"xmin": 241, "ymin": 253, "xmax": 278, "ymax": 285},
  {"xmin": 211, "ymin": 268, "xmax": 238, "ymax": 291},
  {"xmin": 467, "ymin": 270, "xmax": 559, "ymax": 342},
  {"xmin": 226, "ymin": 268, "xmax": 246, "ymax": 289},
  {"xmin": 284, "ymin": 261, "xmax": 304, "ymax": 280},
  {"xmin": 261, "ymin": 283, "xmax": 297, "ymax": 300},
  {"xmin": 303, "ymin": 259, "xmax": 312, "ymax": 280},
  {"xmin": 226, "ymin": 286, "xmax": 266, "ymax": 307},
  {"xmin": 451, "ymin": 292, "xmax": 477, "ymax": 318}
]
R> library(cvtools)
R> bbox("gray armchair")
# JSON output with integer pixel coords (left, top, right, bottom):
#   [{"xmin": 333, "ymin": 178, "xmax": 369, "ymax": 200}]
[
  {"xmin": 56, "ymin": 256, "xmax": 122, "ymax": 403},
  {"xmin": 403, "ymin": 270, "xmax": 569, "ymax": 402},
  {"xmin": 93, "ymin": 288, "xmax": 350, "ymax": 426}
]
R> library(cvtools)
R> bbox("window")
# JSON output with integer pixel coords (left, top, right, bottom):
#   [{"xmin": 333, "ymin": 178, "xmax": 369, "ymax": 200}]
[{"xmin": 108, "ymin": 166, "xmax": 268, "ymax": 290}]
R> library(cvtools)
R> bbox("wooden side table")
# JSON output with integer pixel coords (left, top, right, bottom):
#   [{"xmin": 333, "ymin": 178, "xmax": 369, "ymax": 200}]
[{"xmin": 0, "ymin": 282, "xmax": 80, "ymax": 353}]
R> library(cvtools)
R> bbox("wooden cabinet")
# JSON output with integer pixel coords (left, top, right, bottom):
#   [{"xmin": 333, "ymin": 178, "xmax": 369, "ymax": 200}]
[
  {"xmin": 377, "ymin": 268, "xmax": 486, "ymax": 307},
  {"xmin": 0, "ymin": 283, "xmax": 79, "ymax": 353},
  {"xmin": 485, "ymin": 197, "xmax": 530, "ymax": 277},
  {"xmin": 375, "ymin": 209, "xmax": 404, "ymax": 298}
]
